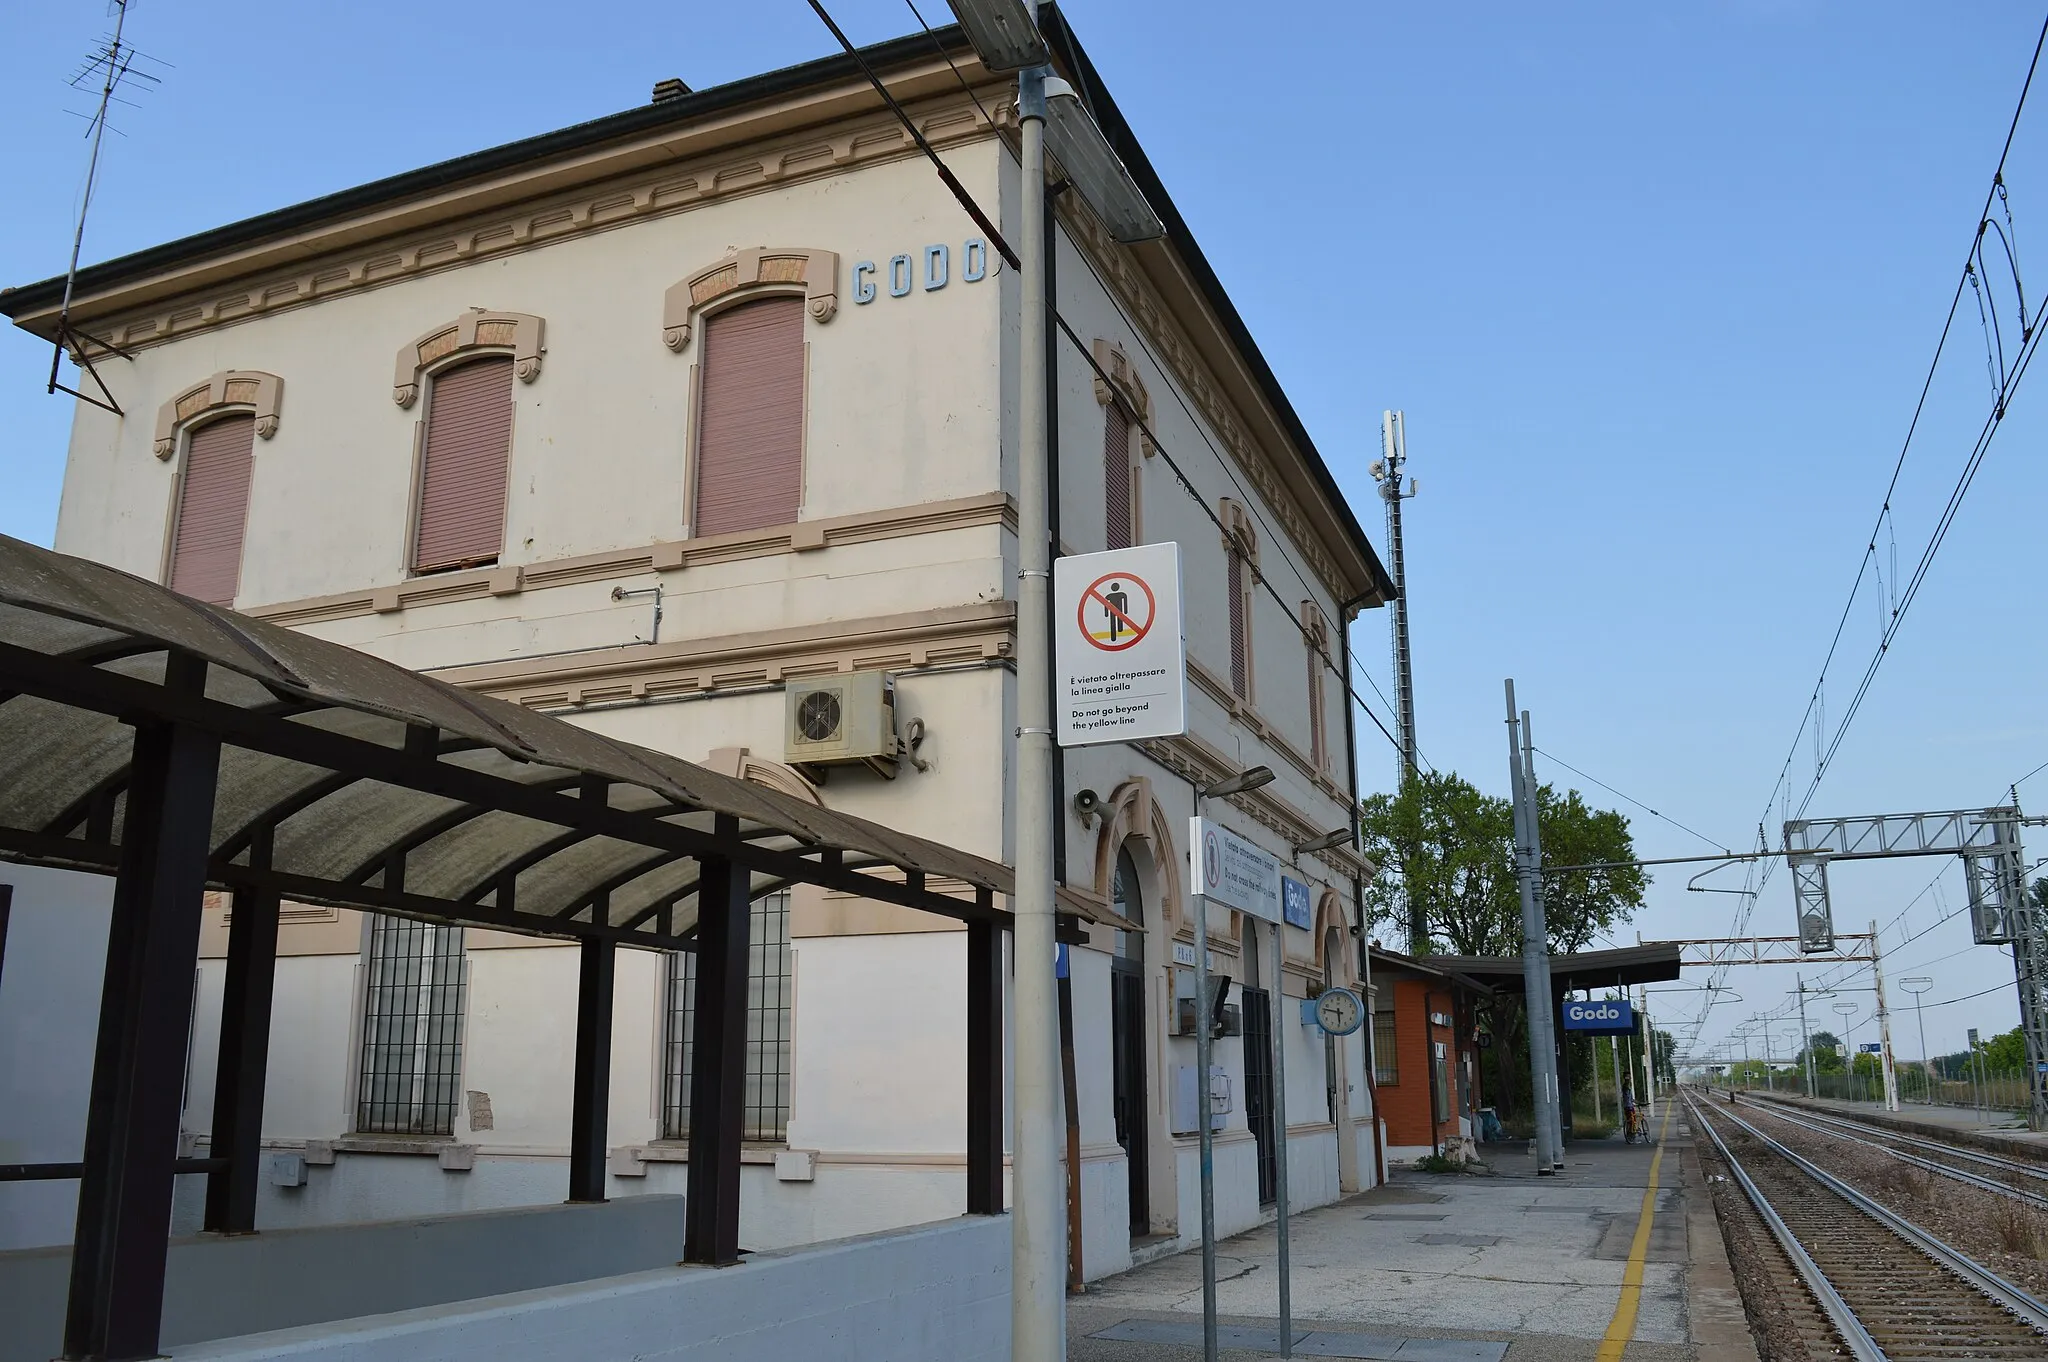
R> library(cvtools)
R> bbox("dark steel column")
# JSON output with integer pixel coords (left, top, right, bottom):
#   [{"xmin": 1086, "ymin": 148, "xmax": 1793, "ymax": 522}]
[
  {"xmin": 66, "ymin": 679, "xmax": 222, "ymax": 1361},
  {"xmin": 967, "ymin": 911, "xmax": 1005, "ymax": 1215},
  {"xmin": 684, "ymin": 846, "xmax": 748, "ymax": 1265},
  {"xmin": 568, "ymin": 935, "xmax": 616, "ymax": 1204},
  {"xmin": 203, "ymin": 843, "xmax": 281, "ymax": 1235}
]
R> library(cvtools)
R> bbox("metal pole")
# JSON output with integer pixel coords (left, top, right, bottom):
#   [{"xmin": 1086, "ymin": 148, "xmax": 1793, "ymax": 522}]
[
  {"xmin": 1193, "ymin": 880, "xmax": 1219, "ymax": 1362},
  {"xmin": 1639, "ymin": 989, "xmax": 1656, "ymax": 1114},
  {"xmin": 1902, "ymin": 978, "xmax": 1933, "ymax": 1105},
  {"xmin": 1009, "ymin": 65, "xmax": 1065, "ymax": 1362},
  {"xmin": 1520, "ymin": 709, "xmax": 1564, "ymax": 1168},
  {"xmin": 1504, "ymin": 682, "xmax": 1557, "ymax": 1175},
  {"xmin": 1270, "ymin": 918, "xmax": 1292, "ymax": 1359},
  {"xmin": 1869, "ymin": 921, "xmax": 1899, "ymax": 1112},
  {"xmin": 1797, "ymin": 976, "xmax": 1815, "ymax": 1098}
]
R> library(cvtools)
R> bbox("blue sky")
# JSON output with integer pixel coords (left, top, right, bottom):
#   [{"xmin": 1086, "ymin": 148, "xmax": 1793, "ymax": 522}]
[{"xmin": 4, "ymin": 1, "xmax": 2046, "ymax": 1068}]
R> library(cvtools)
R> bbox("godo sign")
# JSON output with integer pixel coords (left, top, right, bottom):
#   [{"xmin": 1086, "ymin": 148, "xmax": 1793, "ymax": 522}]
[
  {"xmin": 1560, "ymin": 999, "xmax": 1636, "ymax": 1036},
  {"xmin": 1053, "ymin": 542, "xmax": 1186, "ymax": 747}
]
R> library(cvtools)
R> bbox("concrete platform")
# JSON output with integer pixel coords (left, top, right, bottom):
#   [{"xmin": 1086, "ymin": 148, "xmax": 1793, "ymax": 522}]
[
  {"xmin": 1069, "ymin": 1108, "xmax": 1757, "ymax": 1362},
  {"xmin": 1743, "ymin": 1090, "xmax": 2048, "ymax": 1149}
]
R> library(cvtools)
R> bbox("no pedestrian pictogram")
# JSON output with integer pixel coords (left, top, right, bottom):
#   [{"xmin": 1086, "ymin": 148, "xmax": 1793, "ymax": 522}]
[
  {"xmin": 1078, "ymin": 572, "xmax": 1155, "ymax": 652},
  {"xmin": 1053, "ymin": 543, "xmax": 1185, "ymax": 747}
]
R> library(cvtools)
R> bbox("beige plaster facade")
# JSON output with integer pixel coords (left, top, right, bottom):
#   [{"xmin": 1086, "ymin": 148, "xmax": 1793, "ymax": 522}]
[{"xmin": 4, "ymin": 26, "xmax": 1388, "ymax": 1274}]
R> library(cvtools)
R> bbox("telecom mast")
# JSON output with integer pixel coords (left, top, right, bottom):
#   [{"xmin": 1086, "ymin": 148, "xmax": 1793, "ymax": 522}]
[{"xmin": 1372, "ymin": 412, "xmax": 1422, "ymax": 948}]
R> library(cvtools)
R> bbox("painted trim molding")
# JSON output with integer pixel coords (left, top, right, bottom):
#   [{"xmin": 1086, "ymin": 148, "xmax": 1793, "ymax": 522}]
[
  {"xmin": 242, "ymin": 491, "xmax": 1014, "ymax": 626},
  {"xmin": 153, "ymin": 370, "xmax": 283, "ymax": 458},
  {"xmin": 394, "ymin": 309, "xmax": 545, "ymax": 407},
  {"xmin": 662, "ymin": 247, "xmax": 839, "ymax": 351}
]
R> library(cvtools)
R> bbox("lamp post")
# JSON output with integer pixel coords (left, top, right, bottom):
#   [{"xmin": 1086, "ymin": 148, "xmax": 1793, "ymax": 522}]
[
  {"xmin": 943, "ymin": 8, "xmax": 1163, "ymax": 1362},
  {"xmin": 1901, "ymin": 977, "xmax": 1933, "ymax": 1104}
]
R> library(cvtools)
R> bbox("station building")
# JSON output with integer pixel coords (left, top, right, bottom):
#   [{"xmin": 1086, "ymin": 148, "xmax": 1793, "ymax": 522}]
[
  {"xmin": 1364, "ymin": 947, "xmax": 1489, "ymax": 1162},
  {"xmin": 0, "ymin": 2, "xmax": 1391, "ymax": 1301}
]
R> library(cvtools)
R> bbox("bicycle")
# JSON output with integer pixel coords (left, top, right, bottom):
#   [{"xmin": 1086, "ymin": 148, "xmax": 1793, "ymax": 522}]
[{"xmin": 1623, "ymin": 1107, "xmax": 1646, "ymax": 1144}]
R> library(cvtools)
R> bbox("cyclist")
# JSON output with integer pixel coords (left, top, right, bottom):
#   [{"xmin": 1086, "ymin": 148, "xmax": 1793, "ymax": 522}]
[{"xmin": 1621, "ymin": 1085, "xmax": 1641, "ymax": 1143}]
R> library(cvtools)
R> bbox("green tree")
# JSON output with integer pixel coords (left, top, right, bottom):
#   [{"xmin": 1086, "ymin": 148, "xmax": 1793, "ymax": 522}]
[
  {"xmin": 1358, "ymin": 770, "xmax": 1647, "ymax": 1117},
  {"xmin": 1357, "ymin": 770, "xmax": 1646, "ymax": 957},
  {"xmin": 1982, "ymin": 1025, "xmax": 2029, "ymax": 1075},
  {"xmin": 1651, "ymin": 1028, "xmax": 1676, "ymax": 1085},
  {"xmin": 1798, "ymin": 1029, "xmax": 1846, "ymax": 1076}
]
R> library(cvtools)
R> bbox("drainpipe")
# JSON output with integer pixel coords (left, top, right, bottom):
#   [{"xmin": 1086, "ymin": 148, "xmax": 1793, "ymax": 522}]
[
  {"xmin": 1424, "ymin": 986, "xmax": 1445, "ymax": 1159},
  {"xmin": 1338, "ymin": 593, "xmax": 1383, "ymax": 1183}
]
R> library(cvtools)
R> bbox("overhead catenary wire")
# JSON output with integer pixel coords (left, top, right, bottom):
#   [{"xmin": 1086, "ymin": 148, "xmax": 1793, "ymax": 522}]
[
  {"xmin": 1690, "ymin": 12, "xmax": 2048, "ymax": 1050},
  {"xmin": 1528, "ymin": 746, "xmax": 1729, "ymax": 854},
  {"xmin": 809, "ymin": 0, "xmax": 1419, "ymax": 775}
]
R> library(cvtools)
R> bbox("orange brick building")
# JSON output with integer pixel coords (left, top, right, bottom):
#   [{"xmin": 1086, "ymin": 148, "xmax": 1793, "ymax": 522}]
[{"xmin": 1366, "ymin": 948, "xmax": 1490, "ymax": 1161}]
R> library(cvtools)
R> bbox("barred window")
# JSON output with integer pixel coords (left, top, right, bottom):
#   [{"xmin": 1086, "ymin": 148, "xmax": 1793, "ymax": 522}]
[
  {"xmin": 355, "ymin": 916, "xmax": 467, "ymax": 1134},
  {"xmin": 1372, "ymin": 1007, "xmax": 1399, "ymax": 1086},
  {"xmin": 662, "ymin": 890, "xmax": 792, "ymax": 1143}
]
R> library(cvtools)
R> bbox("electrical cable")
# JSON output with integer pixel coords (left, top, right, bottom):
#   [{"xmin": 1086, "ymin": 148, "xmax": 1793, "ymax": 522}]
[
  {"xmin": 1528, "ymin": 746, "xmax": 1729, "ymax": 853},
  {"xmin": 806, "ymin": 0, "xmax": 1419, "ymax": 772}
]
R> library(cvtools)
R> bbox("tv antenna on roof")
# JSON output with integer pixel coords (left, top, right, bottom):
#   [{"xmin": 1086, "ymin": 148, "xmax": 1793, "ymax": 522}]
[{"xmin": 46, "ymin": 0, "xmax": 169, "ymax": 416}]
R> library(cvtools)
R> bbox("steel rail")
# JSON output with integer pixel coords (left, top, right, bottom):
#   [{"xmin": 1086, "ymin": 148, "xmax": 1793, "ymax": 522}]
[
  {"xmin": 1744, "ymin": 1094, "xmax": 2048, "ymax": 1210},
  {"xmin": 1700, "ymin": 1094, "xmax": 2048, "ymax": 1336},
  {"xmin": 1684, "ymin": 1094, "xmax": 1886, "ymax": 1361}
]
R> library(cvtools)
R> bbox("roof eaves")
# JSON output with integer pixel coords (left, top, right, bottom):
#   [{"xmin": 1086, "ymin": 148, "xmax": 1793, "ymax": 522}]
[
  {"xmin": 0, "ymin": 27, "xmax": 979, "ymax": 319},
  {"xmin": 1037, "ymin": 4, "xmax": 1394, "ymax": 606}
]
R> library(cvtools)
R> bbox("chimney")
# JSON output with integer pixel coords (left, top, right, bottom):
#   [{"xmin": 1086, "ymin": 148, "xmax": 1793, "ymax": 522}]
[{"xmin": 652, "ymin": 78, "xmax": 691, "ymax": 104}]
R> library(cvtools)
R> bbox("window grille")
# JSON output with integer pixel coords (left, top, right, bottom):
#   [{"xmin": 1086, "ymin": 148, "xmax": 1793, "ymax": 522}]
[
  {"xmin": 355, "ymin": 916, "xmax": 467, "ymax": 1134},
  {"xmin": 1372, "ymin": 1008, "xmax": 1399, "ymax": 1085},
  {"xmin": 662, "ymin": 890, "xmax": 792, "ymax": 1142}
]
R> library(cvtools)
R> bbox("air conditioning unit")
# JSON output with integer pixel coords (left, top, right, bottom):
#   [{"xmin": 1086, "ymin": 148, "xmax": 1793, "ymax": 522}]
[{"xmin": 785, "ymin": 670, "xmax": 899, "ymax": 778}]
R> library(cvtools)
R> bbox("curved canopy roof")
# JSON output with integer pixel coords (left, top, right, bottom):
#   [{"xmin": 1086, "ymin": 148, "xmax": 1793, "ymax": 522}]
[{"xmin": 0, "ymin": 535, "xmax": 1065, "ymax": 949}]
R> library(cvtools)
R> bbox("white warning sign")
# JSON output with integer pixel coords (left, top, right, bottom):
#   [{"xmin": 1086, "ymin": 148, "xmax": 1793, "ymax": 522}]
[{"xmin": 1054, "ymin": 542, "xmax": 1187, "ymax": 747}]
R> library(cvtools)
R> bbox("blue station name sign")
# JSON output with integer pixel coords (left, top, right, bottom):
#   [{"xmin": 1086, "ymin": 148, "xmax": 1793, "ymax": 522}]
[{"xmin": 1560, "ymin": 999, "xmax": 1636, "ymax": 1036}]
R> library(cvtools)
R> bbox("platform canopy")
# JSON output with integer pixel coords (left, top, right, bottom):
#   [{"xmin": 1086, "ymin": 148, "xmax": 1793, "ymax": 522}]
[
  {"xmin": 0, "ymin": 533, "xmax": 1073, "ymax": 948},
  {"xmin": 1428, "ymin": 941, "xmax": 1684, "ymax": 995}
]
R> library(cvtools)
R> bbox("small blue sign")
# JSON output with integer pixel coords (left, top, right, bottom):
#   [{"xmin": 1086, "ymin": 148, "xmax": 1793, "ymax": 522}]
[
  {"xmin": 1859, "ymin": 1042, "xmax": 1881, "ymax": 1054},
  {"xmin": 1561, "ymin": 999, "xmax": 1635, "ymax": 1035},
  {"xmin": 1281, "ymin": 876, "xmax": 1313, "ymax": 930},
  {"xmin": 1055, "ymin": 943, "xmax": 1069, "ymax": 980}
]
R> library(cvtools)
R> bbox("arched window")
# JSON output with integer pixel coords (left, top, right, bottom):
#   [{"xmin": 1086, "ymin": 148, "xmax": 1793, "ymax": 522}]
[
  {"xmin": 1094, "ymin": 339, "xmax": 1149, "ymax": 551},
  {"xmin": 1109, "ymin": 844, "xmax": 1150, "ymax": 1235},
  {"xmin": 693, "ymin": 295, "xmax": 806, "ymax": 537},
  {"xmin": 413, "ymin": 355, "xmax": 515, "ymax": 573},
  {"xmin": 1220, "ymin": 499, "xmax": 1258, "ymax": 702},
  {"xmin": 167, "ymin": 414, "xmax": 257, "ymax": 606}
]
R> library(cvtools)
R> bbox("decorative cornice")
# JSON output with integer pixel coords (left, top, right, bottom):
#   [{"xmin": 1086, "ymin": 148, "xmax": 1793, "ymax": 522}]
[
  {"xmin": 662, "ymin": 247, "xmax": 838, "ymax": 351},
  {"xmin": 153, "ymin": 370, "xmax": 283, "ymax": 458},
  {"xmin": 394, "ymin": 309, "xmax": 545, "ymax": 407},
  {"xmin": 449, "ymin": 599, "xmax": 1016, "ymax": 711},
  {"xmin": 71, "ymin": 97, "xmax": 993, "ymax": 357},
  {"xmin": 1134, "ymin": 726, "xmax": 1368, "ymax": 886},
  {"xmin": 1048, "ymin": 172, "xmax": 1355, "ymax": 601},
  {"xmin": 242, "ymin": 491, "xmax": 1015, "ymax": 627}
]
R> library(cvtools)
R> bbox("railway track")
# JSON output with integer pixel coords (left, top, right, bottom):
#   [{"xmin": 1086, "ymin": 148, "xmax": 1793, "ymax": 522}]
[
  {"xmin": 1738, "ymin": 1092, "xmax": 2048, "ymax": 1211},
  {"xmin": 1685, "ymin": 1091, "xmax": 2048, "ymax": 1359}
]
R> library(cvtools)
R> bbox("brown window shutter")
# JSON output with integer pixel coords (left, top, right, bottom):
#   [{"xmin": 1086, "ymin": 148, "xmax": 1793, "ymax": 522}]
[
  {"xmin": 167, "ymin": 413, "xmax": 256, "ymax": 606},
  {"xmin": 1228, "ymin": 551, "xmax": 1249, "ymax": 699},
  {"xmin": 1308, "ymin": 651, "xmax": 1326, "ymax": 770},
  {"xmin": 1103, "ymin": 401, "xmax": 1133, "ymax": 550},
  {"xmin": 414, "ymin": 355, "xmax": 514, "ymax": 573},
  {"xmin": 694, "ymin": 295, "xmax": 805, "ymax": 537}
]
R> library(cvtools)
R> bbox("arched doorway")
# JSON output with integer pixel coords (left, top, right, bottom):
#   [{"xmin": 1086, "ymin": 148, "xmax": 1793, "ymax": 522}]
[
  {"xmin": 1110, "ymin": 846, "xmax": 1149, "ymax": 1235},
  {"xmin": 1240, "ymin": 916, "xmax": 1277, "ymax": 1206}
]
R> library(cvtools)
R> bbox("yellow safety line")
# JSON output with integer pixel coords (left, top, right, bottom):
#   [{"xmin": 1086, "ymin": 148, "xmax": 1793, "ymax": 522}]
[{"xmin": 1595, "ymin": 1102, "xmax": 1675, "ymax": 1362}]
